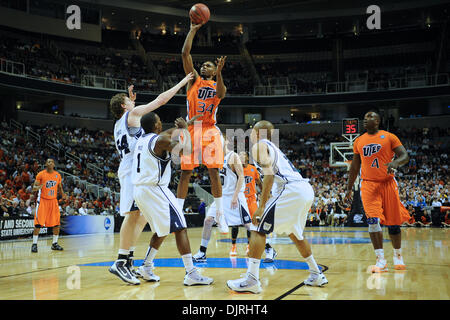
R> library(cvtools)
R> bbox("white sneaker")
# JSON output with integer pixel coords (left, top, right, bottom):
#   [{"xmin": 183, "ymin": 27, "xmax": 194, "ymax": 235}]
[
  {"xmin": 393, "ymin": 254, "xmax": 406, "ymax": 270},
  {"xmin": 227, "ymin": 273, "xmax": 262, "ymax": 294},
  {"xmin": 263, "ymin": 247, "xmax": 277, "ymax": 263},
  {"xmin": 192, "ymin": 251, "xmax": 207, "ymax": 262},
  {"xmin": 304, "ymin": 272, "xmax": 328, "ymax": 287},
  {"xmin": 137, "ymin": 263, "xmax": 160, "ymax": 282},
  {"xmin": 184, "ymin": 268, "xmax": 214, "ymax": 286},
  {"xmin": 370, "ymin": 258, "xmax": 388, "ymax": 273},
  {"xmin": 109, "ymin": 259, "xmax": 140, "ymax": 285},
  {"xmin": 217, "ymin": 211, "xmax": 229, "ymax": 234}
]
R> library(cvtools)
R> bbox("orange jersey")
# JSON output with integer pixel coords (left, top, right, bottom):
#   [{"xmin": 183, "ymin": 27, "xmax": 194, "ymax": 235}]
[
  {"xmin": 243, "ymin": 165, "xmax": 260, "ymax": 198},
  {"xmin": 353, "ymin": 130, "xmax": 403, "ymax": 181},
  {"xmin": 187, "ymin": 76, "xmax": 222, "ymax": 126},
  {"xmin": 35, "ymin": 170, "xmax": 61, "ymax": 200}
]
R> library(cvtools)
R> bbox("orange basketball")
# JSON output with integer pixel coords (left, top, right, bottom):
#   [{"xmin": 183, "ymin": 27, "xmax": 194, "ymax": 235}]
[{"xmin": 189, "ymin": 3, "xmax": 210, "ymax": 24}]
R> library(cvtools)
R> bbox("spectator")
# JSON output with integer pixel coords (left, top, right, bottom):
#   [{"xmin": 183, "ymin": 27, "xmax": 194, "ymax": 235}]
[{"xmin": 78, "ymin": 202, "xmax": 89, "ymax": 215}]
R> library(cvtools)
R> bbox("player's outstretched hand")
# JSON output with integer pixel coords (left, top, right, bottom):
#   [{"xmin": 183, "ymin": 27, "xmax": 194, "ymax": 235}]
[
  {"xmin": 231, "ymin": 197, "xmax": 238, "ymax": 209},
  {"xmin": 180, "ymin": 72, "xmax": 194, "ymax": 86},
  {"xmin": 128, "ymin": 85, "xmax": 136, "ymax": 101},
  {"xmin": 175, "ymin": 117, "xmax": 188, "ymax": 129},
  {"xmin": 216, "ymin": 56, "xmax": 227, "ymax": 73},
  {"xmin": 190, "ymin": 22, "xmax": 204, "ymax": 32}
]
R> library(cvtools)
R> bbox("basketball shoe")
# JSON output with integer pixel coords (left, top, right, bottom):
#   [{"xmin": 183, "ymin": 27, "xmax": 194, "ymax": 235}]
[
  {"xmin": 229, "ymin": 244, "xmax": 237, "ymax": 256},
  {"xmin": 184, "ymin": 268, "xmax": 214, "ymax": 286},
  {"xmin": 109, "ymin": 259, "xmax": 140, "ymax": 285},
  {"xmin": 263, "ymin": 247, "xmax": 277, "ymax": 263},
  {"xmin": 192, "ymin": 250, "xmax": 207, "ymax": 262},
  {"xmin": 227, "ymin": 272, "xmax": 262, "ymax": 294},
  {"xmin": 51, "ymin": 243, "xmax": 64, "ymax": 251},
  {"xmin": 304, "ymin": 272, "xmax": 328, "ymax": 287},
  {"xmin": 31, "ymin": 243, "xmax": 38, "ymax": 253},
  {"xmin": 137, "ymin": 262, "xmax": 160, "ymax": 282},
  {"xmin": 393, "ymin": 254, "xmax": 406, "ymax": 270},
  {"xmin": 370, "ymin": 258, "xmax": 388, "ymax": 273}
]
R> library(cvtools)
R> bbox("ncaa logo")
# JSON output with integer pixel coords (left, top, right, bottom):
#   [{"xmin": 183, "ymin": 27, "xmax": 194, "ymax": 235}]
[{"xmin": 104, "ymin": 217, "xmax": 111, "ymax": 230}]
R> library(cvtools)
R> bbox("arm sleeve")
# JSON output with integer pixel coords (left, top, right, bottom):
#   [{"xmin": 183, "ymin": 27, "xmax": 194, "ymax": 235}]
[
  {"xmin": 353, "ymin": 138, "xmax": 360, "ymax": 154},
  {"xmin": 389, "ymin": 133, "xmax": 403, "ymax": 150}
]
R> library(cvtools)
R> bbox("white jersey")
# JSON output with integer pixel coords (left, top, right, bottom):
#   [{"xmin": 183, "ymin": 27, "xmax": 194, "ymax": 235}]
[
  {"xmin": 132, "ymin": 133, "xmax": 171, "ymax": 187},
  {"xmin": 220, "ymin": 151, "xmax": 245, "ymax": 196},
  {"xmin": 114, "ymin": 111, "xmax": 143, "ymax": 179},
  {"xmin": 254, "ymin": 139, "xmax": 305, "ymax": 191}
]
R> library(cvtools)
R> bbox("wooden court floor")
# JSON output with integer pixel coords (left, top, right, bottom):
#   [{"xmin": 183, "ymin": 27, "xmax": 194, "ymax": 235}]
[{"xmin": 0, "ymin": 226, "xmax": 448, "ymax": 300}]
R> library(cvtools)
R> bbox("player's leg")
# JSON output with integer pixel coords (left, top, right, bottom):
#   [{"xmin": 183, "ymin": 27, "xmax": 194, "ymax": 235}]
[
  {"xmin": 227, "ymin": 230, "xmax": 264, "ymax": 293},
  {"xmin": 128, "ymin": 214, "xmax": 148, "ymax": 274},
  {"xmin": 193, "ymin": 215, "xmax": 215, "ymax": 262},
  {"xmin": 176, "ymin": 169, "xmax": 193, "ymax": 209},
  {"xmin": 48, "ymin": 199, "xmax": 63, "ymax": 251},
  {"xmin": 173, "ymin": 228, "xmax": 213, "ymax": 286},
  {"xmin": 384, "ymin": 179, "xmax": 409, "ymax": 270},
  {"xmin": 137, "ymin": 232, "xmax": 166, "ymax": 282},
  {"xmin": 361, "ymin": 181, "xmax": 388, "ymax": 273},
  {"xmin": 32, "ymin": 198, "xmax": 47, "ymax": 252},
  {"xmin": 31, "ymin": 226, "xmax": 40, "ymax": 252},
  {"xmin": 230, "ymin": 226, "xmax": 239, "ymax": 256},
  {"xmin": 109, "ymin": 210, "xmax": 141, "ymax": 285},
  {"xmin": 50, "ymin": 226, "xmax": 63, "ymax": 251},
  {"xmin": 207, "ymin": 167, "xmax": 227, "ymax": 233},
  {"xmin": 289, "ymin": 234, "xmax": 328, "ymax": 287}
]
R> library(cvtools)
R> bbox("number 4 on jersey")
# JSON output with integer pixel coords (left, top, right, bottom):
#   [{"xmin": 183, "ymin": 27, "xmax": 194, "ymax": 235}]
[
  {"xmin": 116, "ymin": 135, "xmax": 130, "ymax": 159},
  {"xmin": 371, "ymin": 158, "xmax": 380, "ymax": 168}
]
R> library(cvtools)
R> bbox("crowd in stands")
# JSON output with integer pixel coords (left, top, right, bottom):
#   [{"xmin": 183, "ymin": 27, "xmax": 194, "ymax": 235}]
[
  {"xmin": 3, "ymin": 27, "xmax": 444, "ymax": 97},
  {"xmin": 0, "ymin": 118, "xmax": 449, "ymax": 227}
]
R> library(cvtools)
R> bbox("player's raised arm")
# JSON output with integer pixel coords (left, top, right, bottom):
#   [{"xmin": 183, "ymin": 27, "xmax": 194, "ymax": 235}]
[
  {"xmin": 215, "ymin": 56, "xmax": 227, "ymax": 99},
  {"xmin": 128, "ymin": 73, "xmax": 194, "ymax": 126},
  {"xmin": 154, "ymin": 117, "xmax": 192, "ymax": 155},
  {"xmin": 181, "ymin": 22, "xmax": 202, "ymax": 82},
  {"xmin": 229, "ymin": 152, "xmax": 244, "ymax": 209}
]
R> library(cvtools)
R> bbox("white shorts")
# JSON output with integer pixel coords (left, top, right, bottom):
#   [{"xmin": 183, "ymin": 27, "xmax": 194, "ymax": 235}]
[
  {"xmin": 334, "ymin": 213, "xmax": 347, "ymax": 219},
  {"xmin": 207, "ymin": 193, "xmax": 253, "ymax": 227},
  {"xmin": 133, "ymin": 185, "xmax": 187, "ymax": 237},
  {"xmin": 256, "ymin": 180, "xmax": 314, "ymax": 240},
  {"xmin": 119, "ymin": 174, "xmax": 139, "ymax": 216}
]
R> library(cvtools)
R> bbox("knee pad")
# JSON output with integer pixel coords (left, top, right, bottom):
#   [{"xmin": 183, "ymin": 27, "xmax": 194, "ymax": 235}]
[
  {"xmin": 367, "ymin": 217, "xmax": 382, "ymax": 233},
  {"xmin": 388, "ymin": 225, "xmax": 401, "ymax": 235}
]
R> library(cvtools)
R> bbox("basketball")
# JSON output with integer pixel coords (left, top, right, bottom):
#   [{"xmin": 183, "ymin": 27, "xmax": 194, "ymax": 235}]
[{"xmin": 189, "ymin": 3, "xmax": 210, "ymax": 24}]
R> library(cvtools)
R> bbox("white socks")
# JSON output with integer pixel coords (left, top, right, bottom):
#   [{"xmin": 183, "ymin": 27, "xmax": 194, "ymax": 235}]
[
  {"xmin": 52, "ymin": 235, "xmax": 58, "ymax": 244},
  {"xmin": 200, "ymin": 239, "xmax": 210, "ymax": 249},
  {"xmin": 181, "ymin": 253, "xmax": 195, "ymax": 273},
  {"xmin": 247, "ymin": 258, "xmax": 260, "ymax": 280},
  {"xmin": 33, "ymin": 235, "xmax": 38, "ymax": 244},
  {"xmin": 118, "ymin": 249, "xmax": 130, "ymax": 256},
  {"xmin": 393, "ymin": 248, "xmax": 402, "ymax": 256},
  {"xmin": 375, "ymin": 249, "xmax": 385, "ymax": 259},
  {"xmin": 144, "ymin": 247, "xmax": 158, "ymax": 265},
  {"xmin": 305, "ymin": 254, "xmax": 321, "ymax": 274}
]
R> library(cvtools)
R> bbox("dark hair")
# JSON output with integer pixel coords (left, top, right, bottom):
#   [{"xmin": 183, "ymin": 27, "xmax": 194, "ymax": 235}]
[
  {"xmin": 109, "ymin": 93, "xmax": 127, "ymax": 119},
  {"xmin": 141, "ymin": 112, "xmax": 159, "ymax": 133}
]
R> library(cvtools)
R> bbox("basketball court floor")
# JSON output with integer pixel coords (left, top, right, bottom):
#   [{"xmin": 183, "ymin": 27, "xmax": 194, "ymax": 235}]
[{"xmin": 0, "ymin": 226, "xmax": 448, "ymax": 300}]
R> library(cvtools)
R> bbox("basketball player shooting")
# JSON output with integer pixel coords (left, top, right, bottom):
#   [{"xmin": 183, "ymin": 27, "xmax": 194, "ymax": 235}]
[{"xmin": 176, "ymin": 21, "xmax": 228, "ymax": 231}]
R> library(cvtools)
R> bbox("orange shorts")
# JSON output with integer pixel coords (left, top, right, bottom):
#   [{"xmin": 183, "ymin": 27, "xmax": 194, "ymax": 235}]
[
  {"xmin": 246, "ymin": 195, "xmax": 258, "ymax": 218},
  {"xmin": 34, "ymin": 198, "xmax": 60, "ymax": 227},
  {"xmin": 181, "ymin": 124, "xmax": 224, "ymax": 171},
  {"xmin": 360, "ymin": 177, "xmax": 410, "ymax": 226}
]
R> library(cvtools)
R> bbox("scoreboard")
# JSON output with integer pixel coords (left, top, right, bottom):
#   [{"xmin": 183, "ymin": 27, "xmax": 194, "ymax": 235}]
[{"xmin": 342, "ymin": 118, "xmax": 359, "ymax": 135}]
